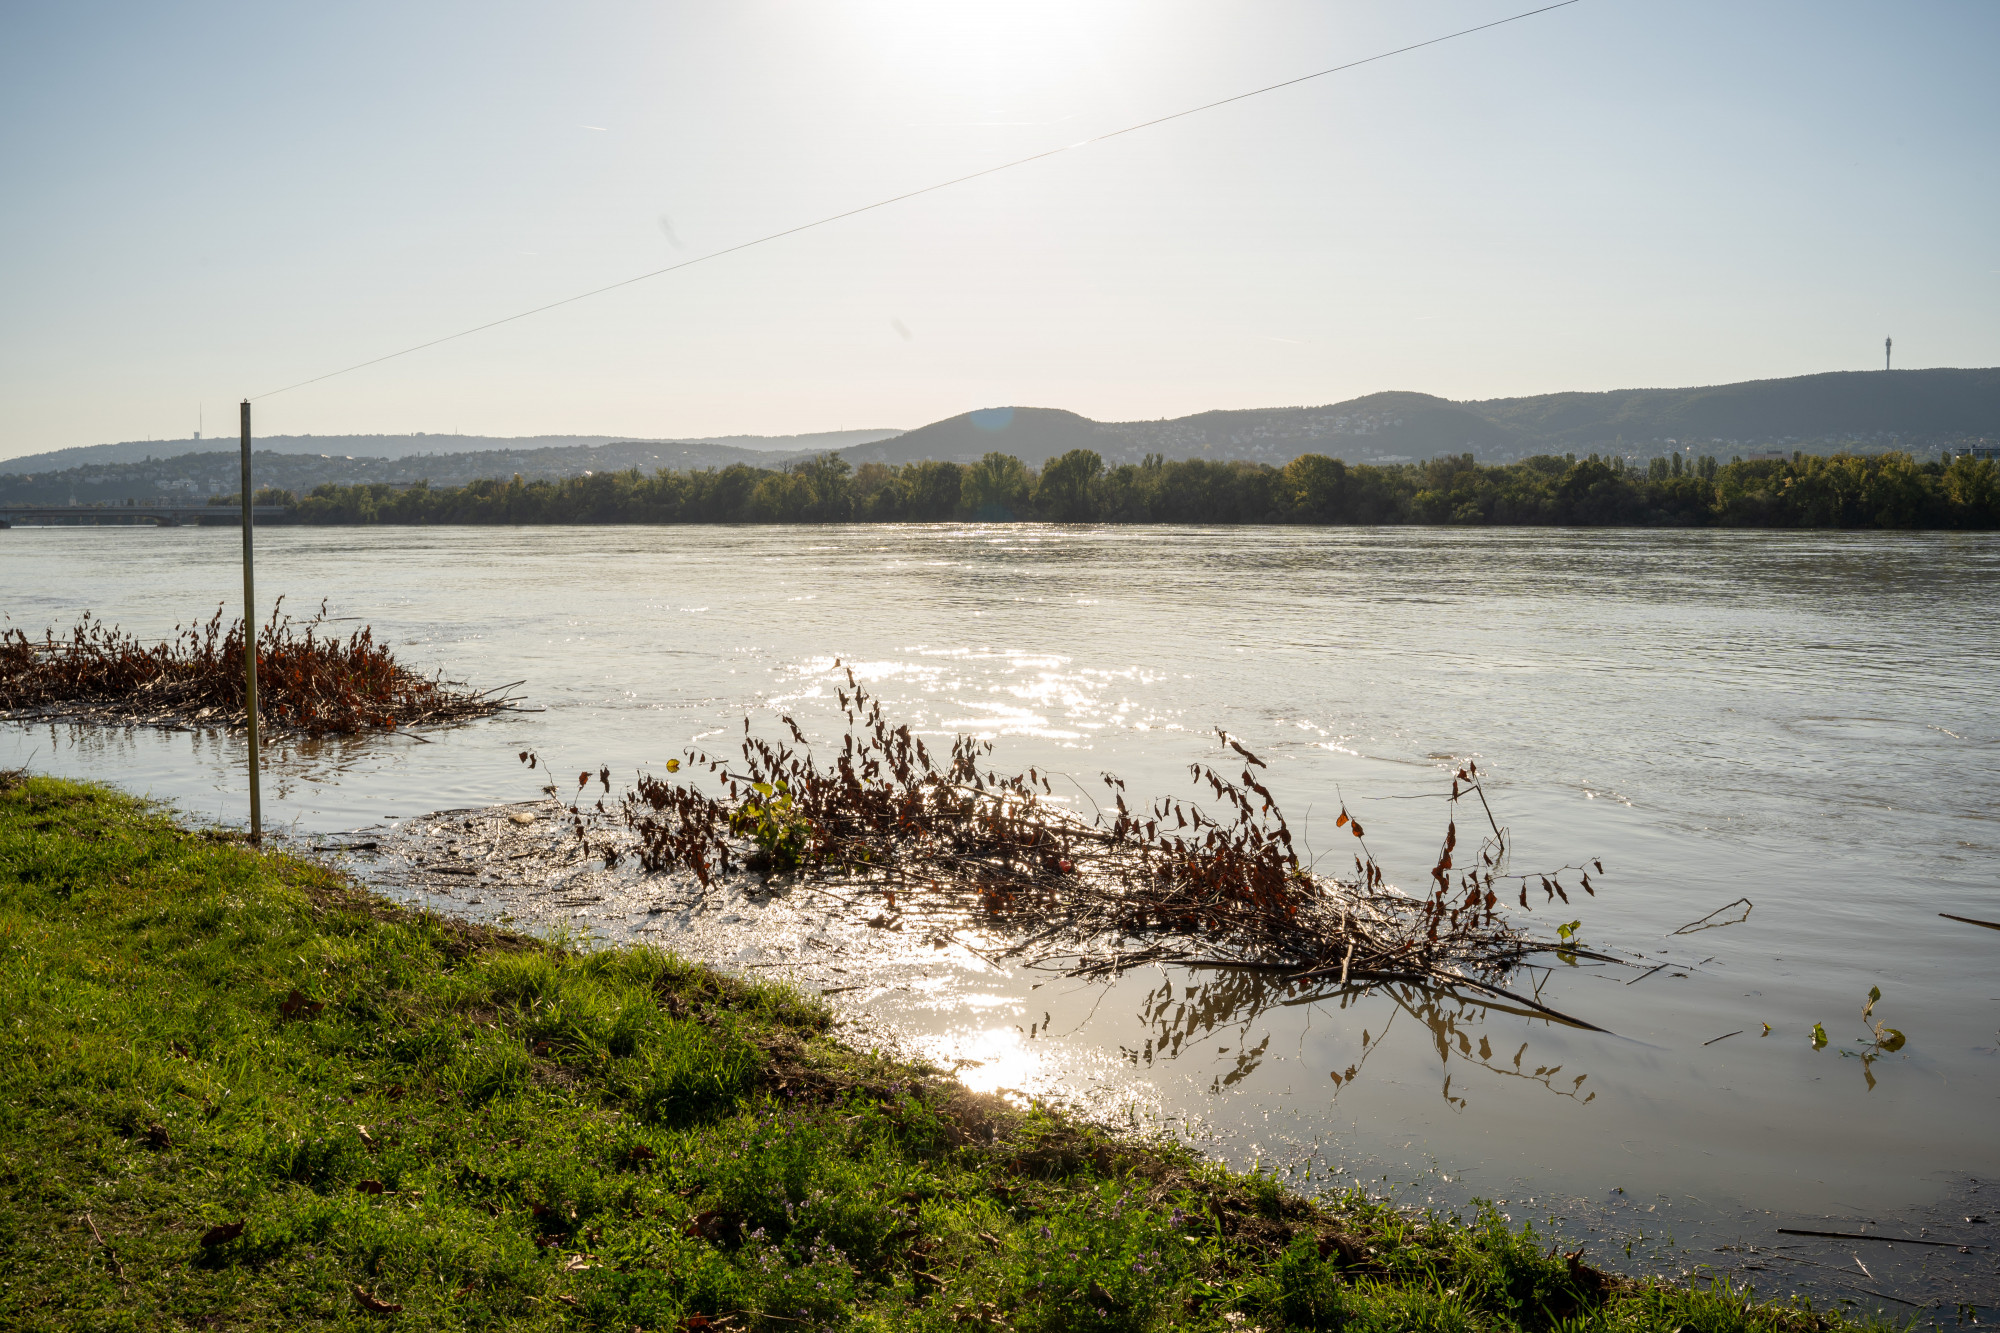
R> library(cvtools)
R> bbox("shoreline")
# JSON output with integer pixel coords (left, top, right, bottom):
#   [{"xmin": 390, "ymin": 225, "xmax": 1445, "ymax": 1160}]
[{"xmin": 0, "ymin": 768, "xmax": 1931, "ymax": 1330}]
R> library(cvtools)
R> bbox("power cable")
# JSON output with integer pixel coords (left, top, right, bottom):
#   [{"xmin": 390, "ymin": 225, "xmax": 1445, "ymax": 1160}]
[{"xmin": 254, "ymin": 0, "xmax": 1582, "ymax": 400}]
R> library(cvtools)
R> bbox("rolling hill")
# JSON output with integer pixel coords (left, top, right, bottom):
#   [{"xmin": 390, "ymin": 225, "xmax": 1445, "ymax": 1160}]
[
  {"xmin": 844, "ymin": 370, "xmax": 2000, "ymax": 469},
  {"xmin": 5, "ymin": 369, "xmax": 1993, "ymax": 507},
  {"xmin": 0, "ymin": 427, "xmax": 901, "ymax": 475}
]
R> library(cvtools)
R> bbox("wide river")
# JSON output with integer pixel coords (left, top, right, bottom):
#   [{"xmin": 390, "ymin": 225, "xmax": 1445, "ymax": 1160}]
[{"xmin": 5, "ymin": 524, "xmax": 1997, "ymax": 1311}]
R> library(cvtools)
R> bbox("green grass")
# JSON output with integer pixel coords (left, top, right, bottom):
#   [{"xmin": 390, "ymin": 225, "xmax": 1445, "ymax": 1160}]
[{"xmin": 0, "ymin": 773, "xmax": 1887, "ymax": 1332}]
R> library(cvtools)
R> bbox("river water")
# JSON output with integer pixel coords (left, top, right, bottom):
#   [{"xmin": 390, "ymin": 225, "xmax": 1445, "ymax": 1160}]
[{"xmin": 5, "ymin": 524, "xmax": 1997, "ymax": 1311}]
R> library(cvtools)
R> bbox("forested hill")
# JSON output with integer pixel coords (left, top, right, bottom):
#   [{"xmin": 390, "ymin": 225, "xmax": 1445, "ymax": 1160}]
[
  {"xmin": 1467, "ymin": 368, "xmax": 2000, "ymax": 450},
  {"xmin": 6, "ymin": 370, "xmax": 1992, "ymax": 506},
  {"xmin": 840, "ymin": 395, "xmax": 1517, "ymax": 468},
  {"xmin": 842, "ymin": 369, "xmax": 2000, "ymax": 469},
  {"xmin": 0, "ymin": 438, "xmax": 874, "ymax": 507},
  {"xmin": 0, "ymin": 426, "xmax": 900, "ymax": 474}
]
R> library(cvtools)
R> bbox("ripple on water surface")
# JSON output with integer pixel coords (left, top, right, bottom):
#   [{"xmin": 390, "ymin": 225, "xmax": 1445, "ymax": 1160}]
[{"xmin": 5, "ymin": 523, "xmax": 1998, "ymax": 1314}]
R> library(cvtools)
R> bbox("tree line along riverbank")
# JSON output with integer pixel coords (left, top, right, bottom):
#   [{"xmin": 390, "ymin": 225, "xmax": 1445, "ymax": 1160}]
[
  {"xmin": 0, "ymin": 771, "xmax": 1884, "ymax": 1332},
  {"xmin": 235, "ymin": 448, "xmax": 2000, "ymax": 529}
]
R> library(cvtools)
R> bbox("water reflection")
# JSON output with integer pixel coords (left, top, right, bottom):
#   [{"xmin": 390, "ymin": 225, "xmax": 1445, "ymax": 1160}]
[
  {"xmin": 7, "ymin": 523, "xmax": 1999, "ymax": 1303},
  {"xmin": 12, "ymin": 715, "xmax": 430, "ymax": 813},
  {"xmin": 1117, "ymin": 967, "xmax": 1595, "ymax": 1110}
]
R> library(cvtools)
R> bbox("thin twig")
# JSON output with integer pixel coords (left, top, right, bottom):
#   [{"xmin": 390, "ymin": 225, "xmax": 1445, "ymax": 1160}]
[{"xmin": 81, "ymin": 1212, "xmax": 126, "ymax": 1281}]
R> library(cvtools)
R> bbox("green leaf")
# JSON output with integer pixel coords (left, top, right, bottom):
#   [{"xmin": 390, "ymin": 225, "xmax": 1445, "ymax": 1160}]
[
  {"xmin": 1864, "ymin": 985, "xmax": 1881, "ymax": 1019},
  {"xmin": 753, "ymin": 782, "xmax": 774, "ymax": 797},
  {"xmin": 1877, "ymin": 1028, "xmax": 1905, "ymax": 1053},
  {"xmin": 1809, "ymin": 1022, "xmax": 1828, "ymax": 1051}
]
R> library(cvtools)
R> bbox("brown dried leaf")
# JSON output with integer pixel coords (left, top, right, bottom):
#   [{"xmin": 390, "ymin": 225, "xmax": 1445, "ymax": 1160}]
[
  {"xmin": 352, "ymin": 1284, "xmax": 403, "ymax": 1314},
  {"xmin": 198, "ymin": 1219, "xmax": 246, "ymax": 1248},
  {"xmin": 277, "ymin": 989, "xmax": 325, "ymax": 1021}
]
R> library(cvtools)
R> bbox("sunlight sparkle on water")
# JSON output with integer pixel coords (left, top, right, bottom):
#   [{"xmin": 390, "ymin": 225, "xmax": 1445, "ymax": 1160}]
[{"xmin": 921, "ymin": 1026, "xmax": 1046, "ymax": 1099}]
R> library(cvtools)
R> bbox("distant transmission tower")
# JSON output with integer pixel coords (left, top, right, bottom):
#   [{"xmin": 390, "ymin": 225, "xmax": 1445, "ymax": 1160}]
[{"xmin": 1885, "ymin": 336, "xmax": 1892, "ymax": 371}]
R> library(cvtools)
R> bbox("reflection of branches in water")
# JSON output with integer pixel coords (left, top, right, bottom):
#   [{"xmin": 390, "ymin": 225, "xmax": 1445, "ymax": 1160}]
[
  {"xmin": 1115, "ymin": 967, "xmax": 1593, "ymax": 1111},
  {"xmin": 1121, "ymin": 970, "xmax": 1287, "ymax": 1069},
  {"xmin": 1385, "ymin": 983, "xmax": 1595, "ymax": 1107},
  {"xmin": 1212, "ymin": 1034, "xmax": 1271, "ymax": 1093}
]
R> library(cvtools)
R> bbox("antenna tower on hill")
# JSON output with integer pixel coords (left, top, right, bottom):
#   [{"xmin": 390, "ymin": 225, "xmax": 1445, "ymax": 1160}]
[{"xmin": 1885, "ymin": 337, "xmax": 1892, "ymax": 371}]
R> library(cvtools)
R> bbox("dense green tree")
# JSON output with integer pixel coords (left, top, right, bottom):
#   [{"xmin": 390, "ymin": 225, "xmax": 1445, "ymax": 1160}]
[
  {"xmin": 1033, "ymin": 449, "xmax": 1103, "ymax": 522},
  {"xmin": 284, "ymin": 449, "xmax": 1999, "ymax": 531},
  {"xmin": 1280, "ymin": 453, "xmax": 1349, "ymax": 521},
  {"xmin": 960, "ymin": 452, "xmax": 1034, "ymax": 520}
]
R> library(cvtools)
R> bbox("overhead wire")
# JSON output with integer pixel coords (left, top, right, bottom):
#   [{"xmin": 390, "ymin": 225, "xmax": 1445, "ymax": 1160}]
[{"xmin": 253, "ymin": 0, "xmax": 1582, "ymax": 401}]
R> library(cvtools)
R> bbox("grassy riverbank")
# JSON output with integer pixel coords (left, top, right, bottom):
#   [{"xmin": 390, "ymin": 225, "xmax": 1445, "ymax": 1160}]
[{"xmin": 0, "ymin": 773, "xmax": 1879, "ymax": 1332}]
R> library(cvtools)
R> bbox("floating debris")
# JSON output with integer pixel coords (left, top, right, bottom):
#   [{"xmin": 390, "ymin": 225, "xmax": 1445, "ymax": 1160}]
[
  {"xmin": 1672, "ymin": 897, "xmax": 1752, "ymax": 935},
  {"xmin": 540, "ymin": 668, "xmax": 1613, "ymax": 1028},
  {"xmin": 0, "ymin": 599, "xmax": 519, "ymax": 736}
]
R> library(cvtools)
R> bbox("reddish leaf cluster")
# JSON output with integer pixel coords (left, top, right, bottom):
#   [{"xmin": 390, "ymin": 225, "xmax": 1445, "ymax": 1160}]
[{"xmin": 0, "ymin": 599, "xmax": 514, "ymax": 736}]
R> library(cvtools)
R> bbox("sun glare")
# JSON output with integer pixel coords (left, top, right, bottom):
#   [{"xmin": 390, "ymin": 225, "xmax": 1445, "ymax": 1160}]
[{"xmin": 813, "ymin": 1, "xmax": 1146, "ymax": 115}]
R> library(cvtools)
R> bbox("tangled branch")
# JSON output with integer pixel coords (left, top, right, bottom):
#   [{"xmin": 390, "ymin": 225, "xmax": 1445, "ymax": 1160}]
[
  {"xmin": 550, "ymin": 668, "xmax": 1609, "ymax": 1026},
  {"xmin": 0, "ymin": 600, "xmax": 517, "ymax": 736}
]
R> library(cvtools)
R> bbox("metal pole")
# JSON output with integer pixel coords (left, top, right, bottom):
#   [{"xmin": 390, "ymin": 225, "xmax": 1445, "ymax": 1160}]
[{"xmin": 239, "ymin": 399, "xmax": 262, "ymax": 843}]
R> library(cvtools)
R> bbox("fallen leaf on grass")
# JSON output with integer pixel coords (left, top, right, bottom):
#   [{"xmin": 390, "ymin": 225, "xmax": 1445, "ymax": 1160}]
[
  {"xmin": 561, "ymin": 1252, "xmax": 599, "ymax": 1272},
  {"xmin": 356, "ymin": 1179, "xmax": 386, "ymax": 1195},
  {"xmin": 684, "ymin": 1209, "xmax": 743, "ymax": 1245},
  {"xmin": 352, "ymin": 1284, "xmax": 403, "ymax": 1314},
  {"xmin": 197, "ymin": 1220, "xmax": 245, "ymax": 1248},
  {"xmin": 141, "ymin": 1123, "xmax": 172, "ymax": 1150},
  {"xmin": 277, "ymin": 989, "xmax": 325, "ymax": 1020},
  {"xmin": 355, "ymin": 1124, "xmax": 376, "ymax": 1147}
]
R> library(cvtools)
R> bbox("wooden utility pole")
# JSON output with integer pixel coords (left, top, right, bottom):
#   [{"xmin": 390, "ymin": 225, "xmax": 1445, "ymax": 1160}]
[{"xmin": 239, "ymin": 399, "xmax": 262, "ymax": 842}]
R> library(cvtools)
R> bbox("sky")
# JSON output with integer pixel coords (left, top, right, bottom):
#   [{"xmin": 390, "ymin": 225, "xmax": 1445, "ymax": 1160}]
[{"xmin": 1, "ymin": 0, "xmax": 1996, "ymax": 459}]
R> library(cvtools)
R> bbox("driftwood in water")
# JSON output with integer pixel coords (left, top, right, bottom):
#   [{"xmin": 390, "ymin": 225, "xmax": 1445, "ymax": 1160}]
[
  {"xmin": 536, "ymin": 668, "xmax": 1609, "ymax": 1027},
  {"xmin": 0, "ymin": 600, "xmax": 517, "ymax": 737}
]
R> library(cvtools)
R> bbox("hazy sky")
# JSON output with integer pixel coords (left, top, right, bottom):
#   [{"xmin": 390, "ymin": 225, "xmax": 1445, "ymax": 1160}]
[{"xmin": 2, "ymin": 1, "xmax": 1995, "ymax": 458}]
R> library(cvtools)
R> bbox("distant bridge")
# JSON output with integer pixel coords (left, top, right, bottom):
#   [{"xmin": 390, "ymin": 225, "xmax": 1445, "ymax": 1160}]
[{"xmin": 0, "ymin": 503, "xmax": 293, "ymax": 528}]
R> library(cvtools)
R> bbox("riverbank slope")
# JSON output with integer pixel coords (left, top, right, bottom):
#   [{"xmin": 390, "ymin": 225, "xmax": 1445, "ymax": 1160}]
[{"xmin": 0, "ymin": 772, "xmax": 1876, "ymax": 1332}]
